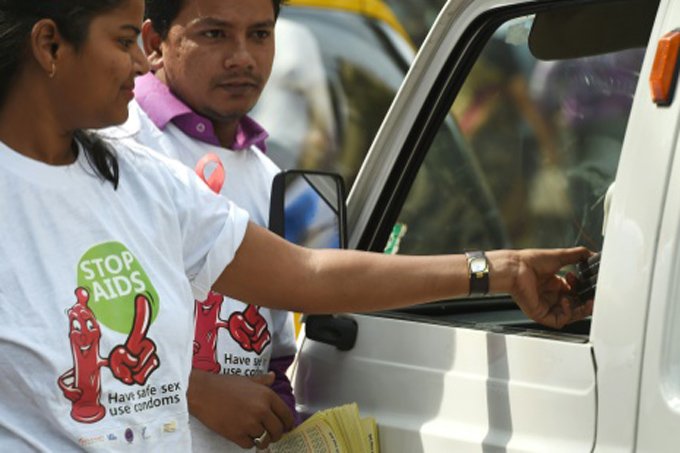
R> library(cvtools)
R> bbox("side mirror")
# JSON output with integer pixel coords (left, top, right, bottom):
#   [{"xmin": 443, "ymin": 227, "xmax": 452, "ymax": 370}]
[
  {"xmin": 269, "ymin": 170, "xmax": 347, "ymax": 249},
  {"xmin": 269, "ymin": 170, "xmax": 357, "ymax": 351}
]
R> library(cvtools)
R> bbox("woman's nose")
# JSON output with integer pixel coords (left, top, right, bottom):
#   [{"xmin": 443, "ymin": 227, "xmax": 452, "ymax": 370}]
[{"xmin": 133, "ymin": 43, "xmax": 150, "ymax": 76}]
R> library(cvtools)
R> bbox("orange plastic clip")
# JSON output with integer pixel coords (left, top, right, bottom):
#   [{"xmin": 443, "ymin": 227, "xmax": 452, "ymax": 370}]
[{"xmin": 650, "ymin": 29, "xmax": 680, "ymax": 106}]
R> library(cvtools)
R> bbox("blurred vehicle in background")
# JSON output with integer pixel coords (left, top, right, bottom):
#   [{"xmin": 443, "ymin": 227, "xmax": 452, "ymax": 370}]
[
  {"xmin": 384, "ymin": 0, "xmax": 446, "ymax": 46},
  {"xmin": 251, "ymin": 0, "xmax": 414, "ymax": 189},
  {"xmin": 257, "ymin": 0, "xmax": 509, "ymax": 253}
]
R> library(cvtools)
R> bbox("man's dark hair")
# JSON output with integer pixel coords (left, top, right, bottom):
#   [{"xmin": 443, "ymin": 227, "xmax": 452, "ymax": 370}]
[
  {"xmin": 146, "ymin": 0, "xmax": 285, "ymax": 39},
  {"xmin": 0, "ymin": 0, "xmax": 125, "ymax": 187}
]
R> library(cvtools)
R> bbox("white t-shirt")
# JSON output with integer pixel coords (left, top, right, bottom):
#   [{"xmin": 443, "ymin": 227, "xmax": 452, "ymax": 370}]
[
  {"xmin": 0, "ymin": 137, "xmax": 250, "ymax": 452},
  {"xmin": 102, "ymin": 101, "xmax": 297, "ymax": 452}
]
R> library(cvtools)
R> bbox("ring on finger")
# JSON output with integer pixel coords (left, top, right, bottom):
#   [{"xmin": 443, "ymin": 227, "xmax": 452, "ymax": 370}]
[{"xmin": 253, "ymin": 429, "xmax": 268, "ymax": 449}]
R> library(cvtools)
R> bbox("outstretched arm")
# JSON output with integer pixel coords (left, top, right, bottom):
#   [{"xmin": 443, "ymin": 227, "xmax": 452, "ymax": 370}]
[{"xmin": 214, "ymin": 223, "xmax": 593, "ymax": 329}]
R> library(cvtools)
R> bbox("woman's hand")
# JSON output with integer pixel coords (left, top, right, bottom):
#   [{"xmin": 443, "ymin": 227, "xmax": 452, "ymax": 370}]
[{"xmin": 490, "ymin": 247, "xmax": 595, "ymax": 329}]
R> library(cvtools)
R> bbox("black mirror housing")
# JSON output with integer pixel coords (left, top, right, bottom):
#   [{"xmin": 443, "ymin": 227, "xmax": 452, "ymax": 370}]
[{"xmin": 269, "ymin": 170, "xmax": 348, "ymax": 249}]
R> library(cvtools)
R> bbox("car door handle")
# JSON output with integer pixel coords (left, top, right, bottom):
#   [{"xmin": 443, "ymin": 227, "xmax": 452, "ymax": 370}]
[{"xmin": 305, "ymin": 315, "xmax": 358, "ymax": 351}]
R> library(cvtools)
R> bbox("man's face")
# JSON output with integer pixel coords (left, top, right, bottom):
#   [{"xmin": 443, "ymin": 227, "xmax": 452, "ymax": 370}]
[{"xmin": 150, "ymin": 0, "xmax": 275, "ymax": 122}]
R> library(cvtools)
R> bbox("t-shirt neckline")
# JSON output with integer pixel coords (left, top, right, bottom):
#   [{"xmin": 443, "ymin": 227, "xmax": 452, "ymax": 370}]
[{"xmin": 0, "ymin": 139, "xmax": 93, "ymax": 188}]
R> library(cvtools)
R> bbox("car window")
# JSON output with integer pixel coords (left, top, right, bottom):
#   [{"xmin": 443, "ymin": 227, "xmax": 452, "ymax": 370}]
[
  {"xmin": 379, "ymin": 2, "xmax": 656, "ymax": 336},
  {"xmin": 251, "ymin": 7, "xmax": 413, "ymax": 189},
  {"xmin": 391, "ymin": 14, "xmax": 646, "ymax": 256}
]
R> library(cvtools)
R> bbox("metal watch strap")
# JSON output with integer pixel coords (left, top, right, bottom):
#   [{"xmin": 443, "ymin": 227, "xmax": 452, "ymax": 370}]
[{"xmin": 466, "ymin": 251, "xmax": 489, "ymax": 296}]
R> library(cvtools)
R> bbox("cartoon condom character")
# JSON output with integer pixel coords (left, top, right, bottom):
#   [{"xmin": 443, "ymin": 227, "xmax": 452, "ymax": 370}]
[
  {"xmin": 57, "ymin": 288, "xmax": 107, "ymax": 423},
  {"xmin": 58, "ymin": 288, "xmax": 160, "ymax": 423}
]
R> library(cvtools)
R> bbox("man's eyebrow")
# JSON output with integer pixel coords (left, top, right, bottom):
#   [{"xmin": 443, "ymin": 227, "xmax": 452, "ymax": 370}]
[
  {"xmin": 188, "ymin": 17, "xmax": 275, "ymax": 29},
  {"xmin": 249, "ymin": 20, "xmax": 275, "ymax": 29},
  {"xmin": 188, "ymin": 16, "xmax": 227, "ymax": 28}
]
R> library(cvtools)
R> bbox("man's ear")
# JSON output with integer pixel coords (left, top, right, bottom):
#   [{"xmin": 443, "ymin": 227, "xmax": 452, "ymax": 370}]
[
  {"xmin": 142, "ymin": 19, "xmax": 164, "ymax": 71},
  {"xmin": 30, "ymin": 19, "xmax": 63, "ymax": 76}
]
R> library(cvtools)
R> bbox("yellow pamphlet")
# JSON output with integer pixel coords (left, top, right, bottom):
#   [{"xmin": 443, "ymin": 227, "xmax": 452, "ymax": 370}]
[{"xmin": 265, "ymin": 403, "xmax": 379, "ymax": 453}]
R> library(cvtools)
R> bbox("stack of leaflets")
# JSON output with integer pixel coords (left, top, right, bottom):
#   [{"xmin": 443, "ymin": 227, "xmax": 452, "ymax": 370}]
[{"xmin": 265, "ymin": 402, "xmax": 379, "ymax": 453}]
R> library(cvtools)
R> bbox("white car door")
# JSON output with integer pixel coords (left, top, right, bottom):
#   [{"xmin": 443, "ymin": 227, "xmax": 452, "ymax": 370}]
[
  {"xmin": 628, "ymin": 1, "xmax": 680, "ymax": 451},
  {"xmin": 293, "ymin": 0, "xmax": 660, "ymax": 451}
]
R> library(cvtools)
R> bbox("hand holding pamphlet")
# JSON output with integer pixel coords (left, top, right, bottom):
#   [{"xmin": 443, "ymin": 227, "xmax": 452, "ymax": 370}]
[{"xmin": 262, "ymin": 403, "xmax": 379, "ymax": 453}]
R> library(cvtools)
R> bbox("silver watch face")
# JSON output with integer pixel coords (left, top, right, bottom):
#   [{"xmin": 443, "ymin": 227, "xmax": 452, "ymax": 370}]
[{"xmin": 470, "ymin": 257, "xmax": 487, "ymax": 273}]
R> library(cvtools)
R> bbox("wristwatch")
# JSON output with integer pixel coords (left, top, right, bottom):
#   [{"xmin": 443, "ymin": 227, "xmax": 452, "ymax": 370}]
[{"xmin": 465, "ymin": 251, "xmax": 489, "ymax": 296}]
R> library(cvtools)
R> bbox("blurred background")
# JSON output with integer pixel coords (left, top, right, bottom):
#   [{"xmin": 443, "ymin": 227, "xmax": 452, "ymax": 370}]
[
  {"xmin": 251, "ymin": 0, "xmax": 445, "ymax": 188},
  {"xmin": 384, "ymin": 0, "xmax": 446, "ymax": 46}
]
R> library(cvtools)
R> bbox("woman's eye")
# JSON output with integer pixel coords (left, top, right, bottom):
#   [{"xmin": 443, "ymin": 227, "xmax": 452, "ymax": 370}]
[{"xmin": 119, "ymin": 39, "xmax": 134, "ymax": 49}]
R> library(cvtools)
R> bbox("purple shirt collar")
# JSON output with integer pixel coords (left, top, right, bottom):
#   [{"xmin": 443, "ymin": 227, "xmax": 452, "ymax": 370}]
[{"xmin": 133, "ymin": 73, "xmax": 268, "ymax": 151}]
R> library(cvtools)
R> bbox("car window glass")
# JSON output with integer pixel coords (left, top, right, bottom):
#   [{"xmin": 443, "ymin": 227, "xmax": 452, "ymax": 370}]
[
  {"xmin": 388, "ymin": 12, "xmax": 646, "ymax": 261},
  {"xmin": 375, "ymin": 8, "xmax": 652, "ymax": 335}
]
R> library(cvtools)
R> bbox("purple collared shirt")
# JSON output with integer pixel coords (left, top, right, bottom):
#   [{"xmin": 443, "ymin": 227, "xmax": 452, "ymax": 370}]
[{"xmin": 134, "ymin": 72, "xmax": 268, "ymax": 151}]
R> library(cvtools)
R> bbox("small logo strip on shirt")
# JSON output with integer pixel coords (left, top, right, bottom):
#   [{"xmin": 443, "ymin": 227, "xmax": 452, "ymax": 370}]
[
  {"xmin": 79, "ymin": 419, "xmax": 178, "ymax": 447},
  {"xmin": 78, "ymin": 435, "xmax": 106, "ymax": 447}
]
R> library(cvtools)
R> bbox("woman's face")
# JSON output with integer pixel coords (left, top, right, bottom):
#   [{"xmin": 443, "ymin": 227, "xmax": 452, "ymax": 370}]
[{"xmin": 55, "ymin": 0, "xmax": 148, "ymax": 129}]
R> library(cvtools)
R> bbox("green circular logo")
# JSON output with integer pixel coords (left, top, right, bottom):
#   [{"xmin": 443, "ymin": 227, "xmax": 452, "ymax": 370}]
[{"xmin": 77, "ymin": 242, "xmax": 159, "ymax": 333}]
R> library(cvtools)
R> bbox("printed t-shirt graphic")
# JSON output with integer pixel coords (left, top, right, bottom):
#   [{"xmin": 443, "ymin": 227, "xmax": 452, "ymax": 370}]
[
  {"xmin": 192, "ymin": 154, "xmax": 271, "ymax": 374},
  {"xmin": 57, "ymin": 242, "xmax": 161, "ymax": 424}
]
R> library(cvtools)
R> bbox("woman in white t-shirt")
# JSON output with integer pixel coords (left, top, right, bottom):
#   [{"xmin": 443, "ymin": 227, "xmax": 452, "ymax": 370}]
[{"xmin": 0, "ymin": 0, "xmax": 594, "ymax": 451}]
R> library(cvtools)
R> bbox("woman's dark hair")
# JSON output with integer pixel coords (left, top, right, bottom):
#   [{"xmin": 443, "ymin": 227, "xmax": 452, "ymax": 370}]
[
  {"xmin": 0, "ymin": 0, "xmax": 127, "ymax": 188},
  {"xmin": 146, "ymin": 0, "xmax": 286, "ymax": 39}
]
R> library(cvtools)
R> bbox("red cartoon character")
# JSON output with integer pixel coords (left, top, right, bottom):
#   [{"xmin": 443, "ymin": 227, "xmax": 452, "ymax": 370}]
[
  {"xmin": 193, "ymin": 291, "xmax": 226, "ymax": 373},
  {"xmin": 109, "ymin": 294, "xmax": 160, "ymax": 385},
  {"xmin": 58, "ymin": 288, "xmax": 160, "ymax": 423},
  {"xmin": 229, "ymin": 305, "xmax": 271, "ymax": 354},
  {"xmin": 192, "ymin": 154, "xmax": 270, "ymax": 369},
  {"xmin": 193, "ymin": 291, "xmax": 273, "ymax": 372},
  {"xmin": 57, "ymin": 288, "xmax": 107, "ymax": 423},
  {"xmin": 228, "ymin": 305, "xmax": 271, "ymax": 355}
]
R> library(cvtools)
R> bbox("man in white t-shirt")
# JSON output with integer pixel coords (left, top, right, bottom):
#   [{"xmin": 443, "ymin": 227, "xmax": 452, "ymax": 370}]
[{"xmin": 102, "ymin": 0, "xmax": 299, "ymax": 450}]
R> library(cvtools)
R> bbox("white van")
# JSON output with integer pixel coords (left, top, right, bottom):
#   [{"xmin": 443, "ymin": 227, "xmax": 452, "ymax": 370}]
[{"xmin": 282, "ymin": 0, "xmax": 680, "ymax": 451}]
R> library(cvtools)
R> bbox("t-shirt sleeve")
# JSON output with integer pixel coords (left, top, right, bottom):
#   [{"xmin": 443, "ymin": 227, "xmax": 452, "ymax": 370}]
[{"xmin": 161, "ymin": 155, "xmax": 251, "ymax": 300}]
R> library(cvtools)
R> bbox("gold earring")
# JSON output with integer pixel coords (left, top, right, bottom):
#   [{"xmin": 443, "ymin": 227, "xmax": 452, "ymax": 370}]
[{"xmin": 48, "ymin": 62, "xmax": 56, "ymax": 79}]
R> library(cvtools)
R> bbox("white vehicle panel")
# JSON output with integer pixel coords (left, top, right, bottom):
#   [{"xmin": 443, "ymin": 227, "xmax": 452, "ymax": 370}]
[
  {"xmin": 294, "ymin": 315, "xmax": 595, "ymax": 452},
  {"xmin": 635, "ymin": 3, "xmax": 680, "ymax": 445},
  {"xmin": 636, "ymin": 118, "xmax": 680, "ymax": 453},
  {"xmin": 590, "ymin": 0, "xmax": 679, "ymax": 449}
]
